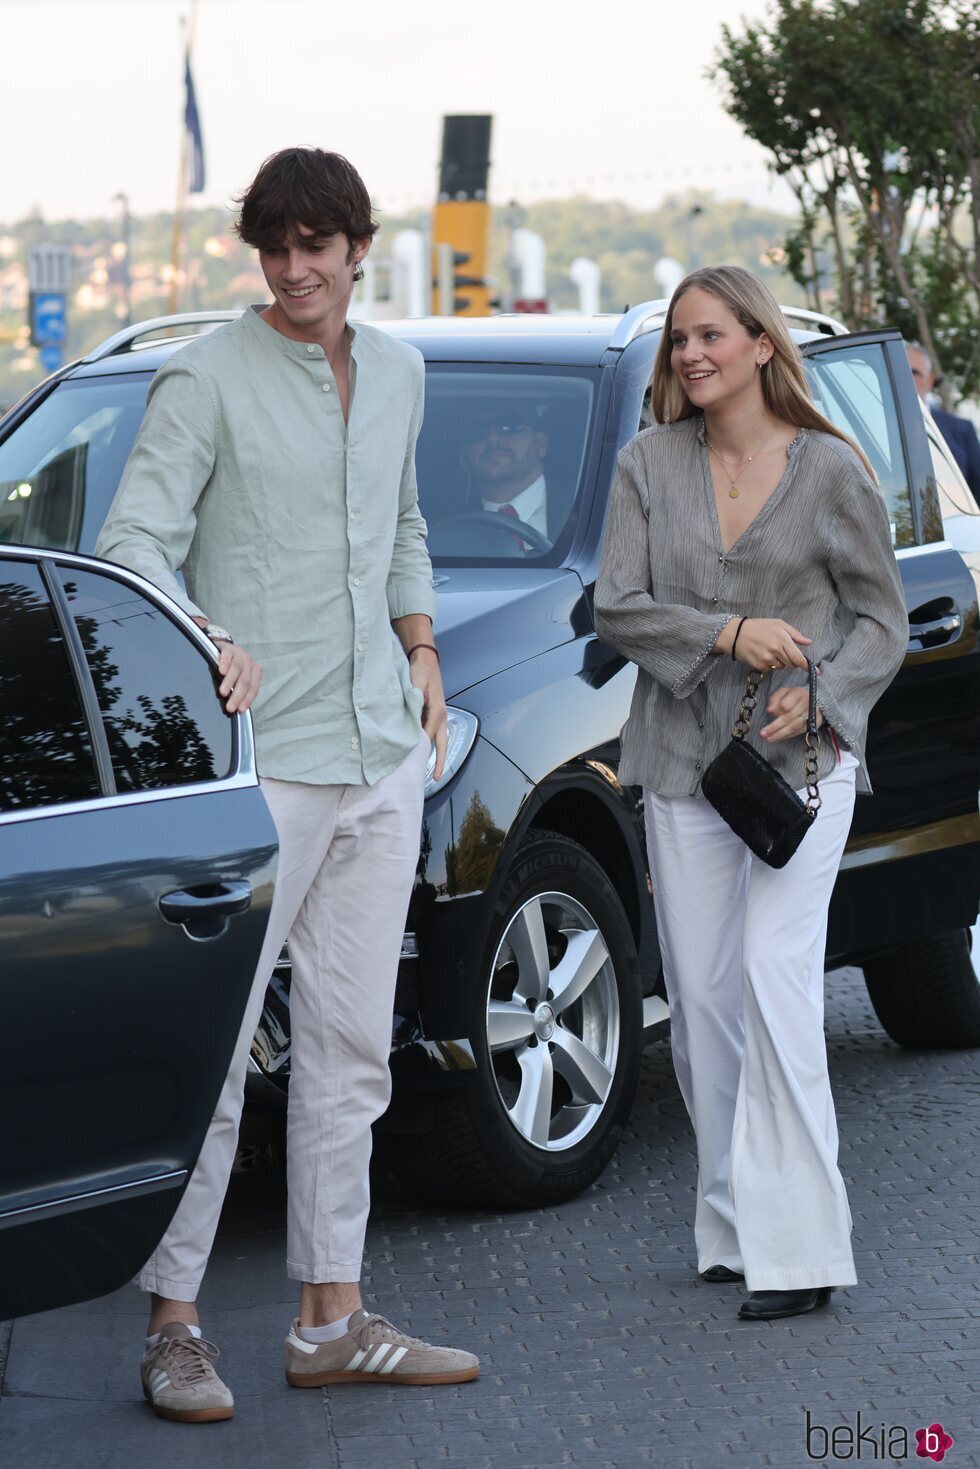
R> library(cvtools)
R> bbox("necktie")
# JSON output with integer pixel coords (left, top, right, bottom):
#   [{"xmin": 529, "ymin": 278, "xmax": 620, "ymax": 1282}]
[{"xmin": 497, "ymin": 503, "xmax": 526, "ymax": 550}]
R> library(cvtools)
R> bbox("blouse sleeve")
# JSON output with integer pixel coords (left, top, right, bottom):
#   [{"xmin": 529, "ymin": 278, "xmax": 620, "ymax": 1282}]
[
  {"xmin": 816, "ymin": 455, "xmax": 908, "ymax": 747},
  {"xmin": 594, "ymin": 444, "xmax": 736, "ymax": 698}
]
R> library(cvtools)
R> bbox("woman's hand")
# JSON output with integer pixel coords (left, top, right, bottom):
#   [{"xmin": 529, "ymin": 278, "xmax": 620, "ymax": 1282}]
[
  {"xmin": 715, "ymin": 617, "xmax": 812, "ymax": 671},
  {"xmin": 760, "ymin": 686, "xmax": 824, "ymax": 742}
]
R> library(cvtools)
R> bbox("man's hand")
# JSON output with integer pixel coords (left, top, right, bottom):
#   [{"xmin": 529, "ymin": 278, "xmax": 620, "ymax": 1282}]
[
  {"xmin": 193, "ymin": 617, "xmax": 262, "ymax": 714},
  {"xmin": 409, "ymin": 648, "xmax": 448, "ymax": 780},
  {"xmin": 760, "ymin": 685, "xmax": 824, "ymax": 743}
]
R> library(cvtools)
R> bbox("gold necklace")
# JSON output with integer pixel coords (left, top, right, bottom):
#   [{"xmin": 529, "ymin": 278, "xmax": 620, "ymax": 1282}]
[{"xmin": 706, "ymin": 436, "xmax": 773, "ymax": 498}]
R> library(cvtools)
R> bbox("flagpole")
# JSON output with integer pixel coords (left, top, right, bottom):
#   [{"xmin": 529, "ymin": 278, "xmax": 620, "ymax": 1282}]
[{"xmin": 168, "ymin": 1, "xmax": 199, "ymax": 315}]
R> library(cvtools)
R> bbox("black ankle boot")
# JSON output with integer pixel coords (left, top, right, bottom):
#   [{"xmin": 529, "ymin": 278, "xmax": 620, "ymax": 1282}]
[
  {"xmin": 700, "ymin": 1265, "xmax": 745, "ymax": 1283},
  {"xmin": 738, "ymin": 1287, "xmax": 832, "ymax": 1321}
]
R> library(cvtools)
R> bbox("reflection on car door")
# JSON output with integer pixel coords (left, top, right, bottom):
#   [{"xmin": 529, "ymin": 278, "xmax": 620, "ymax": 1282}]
[
  {"xmin": 802, "ymin": 332, "xmax": 980, "ymax": 847},
  {"xmin": 0, "ymin": 551, "xmax": 278, "ymax": 1319}
]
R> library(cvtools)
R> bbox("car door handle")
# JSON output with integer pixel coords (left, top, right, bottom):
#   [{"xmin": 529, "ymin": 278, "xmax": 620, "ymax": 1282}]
[
  {"xmin": 159, "ymin": 880, "xmax": 252, "ymax": 941},
  {"xmin": 908, "ymin": 600, "xmax": 962, "ymax": 649}
]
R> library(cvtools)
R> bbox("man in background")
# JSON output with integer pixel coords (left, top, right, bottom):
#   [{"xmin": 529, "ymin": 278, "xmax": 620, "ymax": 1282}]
[
  {"xmin": 460, "ymin": 400, "xmax": 551, "ymax": 544},
  {"xmin": 906, "ymin": 342, "xmax": 980, "ymax": 506}
]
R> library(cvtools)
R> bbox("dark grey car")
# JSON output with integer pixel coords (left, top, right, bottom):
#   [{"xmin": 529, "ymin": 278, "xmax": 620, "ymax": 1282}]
[{"xmin": 0, "ymin": 546, "xmax": 278, "ymax": 1319}]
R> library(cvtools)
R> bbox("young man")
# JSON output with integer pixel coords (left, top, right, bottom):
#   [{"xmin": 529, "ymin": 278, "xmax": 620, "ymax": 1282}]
[{"xmin": 96, "ymin": 147, "xmax": 479, "ymax": 1422}]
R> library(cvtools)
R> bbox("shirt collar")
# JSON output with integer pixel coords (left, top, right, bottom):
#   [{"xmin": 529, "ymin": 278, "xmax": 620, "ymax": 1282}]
[
  {"xmin": 483, "ymin": 475, "xmax": 546, "ymax": 518},
  {"xmin": 243, "ymin": 304, "xmax": 361, "ymax": 363},
  {"xmin": 693, "ymin": 413, "xmax": 807, "ymax": 457}
]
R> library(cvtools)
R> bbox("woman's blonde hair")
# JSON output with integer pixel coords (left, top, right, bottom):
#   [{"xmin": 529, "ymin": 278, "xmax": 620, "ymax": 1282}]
[{"xmin": 650, "ymin": 265, "xmax": 874, "ymax": 476}]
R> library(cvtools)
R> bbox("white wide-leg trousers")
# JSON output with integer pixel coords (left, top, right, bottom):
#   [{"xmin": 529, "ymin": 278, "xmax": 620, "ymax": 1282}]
[
  {"xmin": 643, "ymin": 754, "xmax": 859, "ymax": 1292},
  {"xmin": 138, "ymin": 733, "xmax": 429, "ymax": 1300}
]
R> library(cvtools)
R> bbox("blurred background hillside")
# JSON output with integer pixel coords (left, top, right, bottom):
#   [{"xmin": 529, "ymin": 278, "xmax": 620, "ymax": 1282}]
[{"xmin": 0, "ymin": 191, "xmax": 803, "ymax": 410}]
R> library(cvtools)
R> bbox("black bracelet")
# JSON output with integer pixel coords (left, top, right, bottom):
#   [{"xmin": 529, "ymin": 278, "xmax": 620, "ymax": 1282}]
[
  {"xmin": 406, "ymin": 642, "xmax": 440, "ymax": 664},
  {"xmin": 730, "ymin": 617, "xmax": 747, "ymax": 661}
]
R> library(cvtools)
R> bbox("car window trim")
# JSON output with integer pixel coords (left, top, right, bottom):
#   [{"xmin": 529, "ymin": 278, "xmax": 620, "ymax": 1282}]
[
  {"xmin": 0, "ymin": 767, "xmax": 261, "ymax": 829},
  {"xmin": 801, "ymin": 331, "xmax": 921, "ymax": 546},
  {"xmin": 39, "ymin": 558, "xmax": 117, "ymax": 797}
]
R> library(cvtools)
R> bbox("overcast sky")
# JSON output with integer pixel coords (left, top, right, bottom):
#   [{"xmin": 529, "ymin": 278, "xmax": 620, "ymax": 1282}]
[{"xmin": 1, "ymin": 0, "xmax": 792, "ymax": 225}]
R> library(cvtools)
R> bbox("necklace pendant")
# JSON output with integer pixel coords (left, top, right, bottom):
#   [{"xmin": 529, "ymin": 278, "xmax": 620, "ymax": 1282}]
[{"xmin": 728, "ymin": 485, "xmax": 739, "ymax": 498}]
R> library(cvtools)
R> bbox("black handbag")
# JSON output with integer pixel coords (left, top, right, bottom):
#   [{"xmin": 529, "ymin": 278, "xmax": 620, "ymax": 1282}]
[{"xmin": 700, "ymin": 656, "xmax": 822, "ymax": 868}]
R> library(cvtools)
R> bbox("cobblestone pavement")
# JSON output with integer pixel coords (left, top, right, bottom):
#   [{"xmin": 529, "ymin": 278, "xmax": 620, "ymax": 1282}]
[{"xmin": 1, "ymin": 961, "xmax": 978, "ymax": 1469}]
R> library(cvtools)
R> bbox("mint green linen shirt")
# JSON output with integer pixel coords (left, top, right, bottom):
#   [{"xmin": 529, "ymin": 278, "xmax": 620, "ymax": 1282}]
[{"xmin": 95, "ymin": 307, "xmax": 437, "ymax": 786}]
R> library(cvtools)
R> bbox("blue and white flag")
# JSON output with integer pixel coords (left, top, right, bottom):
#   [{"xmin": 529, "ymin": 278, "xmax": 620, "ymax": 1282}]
[{"xmin": 184, "ymin": 51, "xmax": 205, "ymax": 193}]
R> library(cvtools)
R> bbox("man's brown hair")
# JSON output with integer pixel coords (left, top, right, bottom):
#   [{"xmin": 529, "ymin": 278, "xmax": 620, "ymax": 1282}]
[{"xmin": 234, "ymin": 147, "xmax": 379, "ymax": 277}]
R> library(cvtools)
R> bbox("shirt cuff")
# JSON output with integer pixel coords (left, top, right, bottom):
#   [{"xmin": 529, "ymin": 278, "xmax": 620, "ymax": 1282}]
[{"xmin": 387, "ymin": 578, "xmax": 438, "ymax": 623}]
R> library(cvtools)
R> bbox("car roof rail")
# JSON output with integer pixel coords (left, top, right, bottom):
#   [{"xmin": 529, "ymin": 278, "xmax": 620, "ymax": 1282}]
[
  {"xmin": 81, "ymin": 311, "xmax": 245, "ymax": 363},
  {"xmin": 780, "ymin": 306, "xmax": 849, "ymax": 336},
  {"xmin": 606, "ymin": 300, "xmax": 671, "ymax": 350},
  {"xmin": 605, "ymin": 299, "xmax": 850, "ymax": 352}
]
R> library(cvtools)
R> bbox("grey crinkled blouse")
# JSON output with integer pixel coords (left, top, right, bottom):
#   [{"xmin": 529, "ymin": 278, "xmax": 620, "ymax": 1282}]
[{"xmin": 593, "ymin": 417, "xmax": 908, "ymax": 797}]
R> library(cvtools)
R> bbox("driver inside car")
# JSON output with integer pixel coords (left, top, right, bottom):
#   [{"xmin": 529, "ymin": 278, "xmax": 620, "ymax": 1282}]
[{"xmin": 459, "ymin": 400, "xmax": 551, "ymax": 550}]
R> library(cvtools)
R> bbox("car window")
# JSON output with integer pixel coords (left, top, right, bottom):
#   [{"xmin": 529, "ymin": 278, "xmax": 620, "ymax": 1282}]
[
  {"xmin": 57, "ymin": 566, "xmax": 233, "ymax": 792},
  {"xmin": 802, "ymin": 344, "xmax": 915, "ymax": 548},
  {"xmin": 0, "ymin": 375, "xmax": 150, "ymax": 553},
  {"xmin": 418, "ymin": 368, "xmax": 597, "ymax": 563},
  {"xmin": 0, "ymin": 559, "xmax": 101, "ymax": 812}
]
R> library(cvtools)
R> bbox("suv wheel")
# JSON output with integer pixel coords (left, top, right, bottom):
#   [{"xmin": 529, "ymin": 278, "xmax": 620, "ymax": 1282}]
[
  {"xmin": 391, "ymin": 831, "xmax": 643, "ymax": 1208},
  {"xmin": 862, "ymin": 926, "xmax": 980, "ymax": 1048}
]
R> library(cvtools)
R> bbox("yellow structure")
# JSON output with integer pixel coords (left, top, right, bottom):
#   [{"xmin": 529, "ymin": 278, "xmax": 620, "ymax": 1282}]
[{"xmin": 431, "ymin": 116, "xmax": 493, "ymax": 317}]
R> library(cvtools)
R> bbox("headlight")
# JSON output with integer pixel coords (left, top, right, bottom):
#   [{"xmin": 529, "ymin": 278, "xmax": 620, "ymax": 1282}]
[{"xmin": 424, "ymin": 707, "xmax": 479, "ymax": 799}]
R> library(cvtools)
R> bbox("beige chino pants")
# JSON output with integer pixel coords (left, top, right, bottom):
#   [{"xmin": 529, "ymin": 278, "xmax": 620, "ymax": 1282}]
[{"xmin": 138, "ymin": 733, "xmax": 429, "ymax": 1300}]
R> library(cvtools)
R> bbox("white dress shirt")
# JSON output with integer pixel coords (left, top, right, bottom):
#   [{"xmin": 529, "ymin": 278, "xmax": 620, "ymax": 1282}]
[{"xmin": 482, "ymin": 474, "xmax": 548, "ymax": 537}]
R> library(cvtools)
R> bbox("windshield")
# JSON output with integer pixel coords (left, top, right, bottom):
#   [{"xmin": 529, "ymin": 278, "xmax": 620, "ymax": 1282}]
[
  {"xmin": 0, "ymin": 375, "xmax": 150, "ymax": 553},
  {"xmin": 417, "ymin": 366, "xmax": 597, "ymax": 564}
]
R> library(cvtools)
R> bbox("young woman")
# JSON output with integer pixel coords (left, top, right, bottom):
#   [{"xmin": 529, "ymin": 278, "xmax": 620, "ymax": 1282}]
[{"xmin": 595, "ymin": 266, "xmax": 907, "ymax": 1321}]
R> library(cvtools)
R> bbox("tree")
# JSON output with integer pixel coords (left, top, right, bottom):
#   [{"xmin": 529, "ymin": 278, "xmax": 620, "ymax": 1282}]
[{"xmin": 712, "ymin": 0, "xmax": 980, "ymax": 401}]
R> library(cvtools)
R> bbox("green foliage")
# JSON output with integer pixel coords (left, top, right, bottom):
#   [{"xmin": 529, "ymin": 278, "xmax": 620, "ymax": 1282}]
[{"xmin": 713, "ymin": 0, "xmax": 980, "ymax": 401}]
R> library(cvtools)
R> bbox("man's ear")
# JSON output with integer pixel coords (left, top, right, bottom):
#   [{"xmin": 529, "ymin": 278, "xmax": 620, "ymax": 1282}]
[
  {"xmin": 534, "ymin": 429, "xmax": 550, "ymax": 458},
  {"xmin": 349, "ymin": 236, "xmax": 373, "ymax": 265}
]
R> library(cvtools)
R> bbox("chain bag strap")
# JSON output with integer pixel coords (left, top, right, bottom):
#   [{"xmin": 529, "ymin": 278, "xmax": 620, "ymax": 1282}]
[
  {"xmin": 732, "ymin": 656, "xmax": 821, "ymax": 814},
  {"xmin": 701, "ymin": 656, "xmax": 822, "ymax": 868}
]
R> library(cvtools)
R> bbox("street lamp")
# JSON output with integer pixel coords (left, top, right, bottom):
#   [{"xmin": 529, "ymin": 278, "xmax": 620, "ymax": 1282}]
[{"xmin": 113, "ymin": 192, "xmax": 132, "ymax": 327}]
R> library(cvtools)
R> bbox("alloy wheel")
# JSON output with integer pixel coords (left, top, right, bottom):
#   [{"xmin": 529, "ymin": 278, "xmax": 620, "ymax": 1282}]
[{"xmin": 485, "ymin": 890, "xmax": 620, "ymax": 1151}]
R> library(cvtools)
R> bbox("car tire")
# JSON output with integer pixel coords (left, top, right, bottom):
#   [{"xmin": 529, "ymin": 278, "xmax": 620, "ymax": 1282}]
[
  {"xmin": 862, "ymin": 927, "xmax": 980, "ymax": 1048},
  {"xmin": 387, "ymin": 830, "xmax": 643, "ymax": 1209}
]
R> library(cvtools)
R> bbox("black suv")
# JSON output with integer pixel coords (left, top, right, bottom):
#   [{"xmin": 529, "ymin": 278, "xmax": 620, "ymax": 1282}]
[{"xmin": 2, "ymin": 304, "xmax": 978, "ymax": 1210}]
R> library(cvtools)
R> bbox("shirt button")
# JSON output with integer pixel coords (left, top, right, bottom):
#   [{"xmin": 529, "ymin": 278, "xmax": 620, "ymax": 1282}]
[
  {"xmin": 352, "ymin": 577, "xmax": 360, "ymax": 587},
  {"xmin": 306, "ymin": 344, "xmax": 316, "ymax": 354},
  {"xmin": 712, "ymin": 596, "xmax": 718, "ymax": 604},
  {"xmin": 695, "ymin": 761, "xmax": 702, "ymax": 770},
  {"xmin": 351, "ymin": 736, "xmax": 359, "ymax": 750},
  {"xmin": 698, "ymin": 721, "xmax": 705, "ymax": 730},
  {"xmin": 322, "ymin": 383, "xmax": 332, "ymax": 393}
]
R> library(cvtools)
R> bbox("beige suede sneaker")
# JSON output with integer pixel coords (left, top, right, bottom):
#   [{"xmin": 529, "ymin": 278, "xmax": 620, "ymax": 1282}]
[
  {"xmin": 284, "ymin": 1309, "xmax": 480, "ymax": 1387},
  {"xmin": 140, "ymin": 1322, "xmax": 234, "ymax": 1422}
]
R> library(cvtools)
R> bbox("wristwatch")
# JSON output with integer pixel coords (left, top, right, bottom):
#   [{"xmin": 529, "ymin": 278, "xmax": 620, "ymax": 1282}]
[{"xmin": 203, "ymin": 622, "xmax": 234, "ymax": 645}]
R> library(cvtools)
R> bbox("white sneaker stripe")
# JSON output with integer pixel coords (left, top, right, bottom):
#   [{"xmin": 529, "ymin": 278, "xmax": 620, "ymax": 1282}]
[
  {"xmin": 362, "ymin": 1343, "xmax": 392, "ymax": 1372},
  {"xmin": 345, "ymin": 1346, "xmax": 369, "ymax": 1371},
  {"xmin": 147, "ymin": 1368, "xmax": 170, "ymax": 1393},
  {"xmin": 379, "ymin": 1346, "xmax": 408, "ymax": 1375}
]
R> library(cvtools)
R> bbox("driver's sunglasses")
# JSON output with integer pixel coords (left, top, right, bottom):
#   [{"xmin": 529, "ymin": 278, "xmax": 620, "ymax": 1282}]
[{"xmin": 461, "ymin": 416, "xmax": 533, "ymax": 445}]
